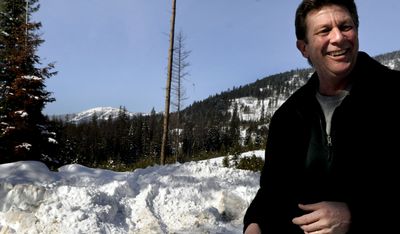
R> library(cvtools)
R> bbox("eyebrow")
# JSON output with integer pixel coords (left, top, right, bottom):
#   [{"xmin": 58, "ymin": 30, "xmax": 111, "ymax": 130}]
[{"xmin": 313, "ymin": 16, "xmax": 354, "ymax": 30}]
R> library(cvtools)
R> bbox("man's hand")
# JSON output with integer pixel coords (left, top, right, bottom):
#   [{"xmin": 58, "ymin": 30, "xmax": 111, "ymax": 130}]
[
  {"xmin": 292, "ymin": 201, "xmax": 351, "ymax": 234},
  {"xmin": 244, "ymin": 223, "xmax": 261, "ymax": 234}
]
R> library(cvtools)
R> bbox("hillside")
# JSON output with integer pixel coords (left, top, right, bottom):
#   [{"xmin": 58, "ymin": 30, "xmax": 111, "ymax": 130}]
[
  {"xmin": 48, "ymin": 50, "xmax": 400, "ymax": 166},
  {"xmin": 61, "ymin": 50, "xmax": 400, "ymax": 125},
  {"xmin": 181, "ymin": 50, "xmax": 400, "ymax": 123}
]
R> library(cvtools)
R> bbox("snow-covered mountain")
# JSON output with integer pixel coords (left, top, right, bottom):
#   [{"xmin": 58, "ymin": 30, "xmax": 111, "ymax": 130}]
[
  {"xmin": 228, "ymin": 73, "xmax": 311, "ymax": 121},
  {"xmin": 375, "ymin": 50, "xmax": 400, "ymax": 70},
  {"xmin": 226, "ymin": 51, "xmax": 400, "ymax": 122},
  {"xmin": 66, "ymin": 107, "xmax": 139, "ymax": 124}
]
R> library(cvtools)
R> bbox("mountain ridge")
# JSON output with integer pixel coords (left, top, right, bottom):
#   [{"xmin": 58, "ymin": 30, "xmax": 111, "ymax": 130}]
[{"xmin": 54, "ymin": 50, "xmax": 400, "ymax": 124}]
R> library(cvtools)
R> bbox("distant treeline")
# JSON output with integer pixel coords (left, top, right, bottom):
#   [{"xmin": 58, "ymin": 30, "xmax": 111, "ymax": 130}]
[{"xmin": 51, "ymin": 106, "xmax": 267, "ymax": 170}]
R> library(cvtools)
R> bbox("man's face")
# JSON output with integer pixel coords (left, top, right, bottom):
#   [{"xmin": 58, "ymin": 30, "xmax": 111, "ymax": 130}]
[{"xmin": 296, "ymin": 5, "xmax": 359, "ymax": 80}]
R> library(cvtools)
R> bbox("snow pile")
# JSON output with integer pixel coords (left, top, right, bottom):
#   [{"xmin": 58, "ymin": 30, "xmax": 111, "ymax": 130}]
[{"xmin": 0, "ymin": 151, "xmax": 263, "ymax": 234}]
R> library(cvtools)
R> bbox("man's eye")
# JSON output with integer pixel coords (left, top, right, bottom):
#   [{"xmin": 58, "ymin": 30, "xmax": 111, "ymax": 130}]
[
  {"xmin": 341, "ymin": 25, "xmax": 353, "ymax": 31},
  {"xmin": 317, "ymin": 28, "xmax": 330, "ymax": 35}
]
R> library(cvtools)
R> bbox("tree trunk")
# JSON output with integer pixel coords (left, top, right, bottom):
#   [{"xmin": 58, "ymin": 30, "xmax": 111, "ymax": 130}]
[{"xmin": 160, "ymin": 0, "xmax": 177, "ymax": 165}]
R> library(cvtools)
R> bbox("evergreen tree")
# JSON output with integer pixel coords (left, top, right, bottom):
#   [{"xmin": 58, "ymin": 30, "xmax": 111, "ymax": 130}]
[
  {"xmin": 229, "ymin": 102, "xmax": 241, "ymax": 147},
  {"xmin": 0, "ymin": 0, "xmax": 57, "ymax": 163},
  {"xmin": 259, "ymin": 101, "xmax": 265, "ymax": 123},
  {"xmin": 181, "ymin": 121, "xmax": 194, "ymax": 159},
  {"xmin": 205, "ymin": 126, "xmax": 221, "ymax": 152},
  {"xmin": 148, "ymin": 108, "xmax": 162, "ymax": 159}
]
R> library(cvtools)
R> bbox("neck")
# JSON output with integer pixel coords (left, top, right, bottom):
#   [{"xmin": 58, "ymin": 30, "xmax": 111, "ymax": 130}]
[{"xmin": 318, "ymin": 76, "xmax": 351, "ymax": 96}]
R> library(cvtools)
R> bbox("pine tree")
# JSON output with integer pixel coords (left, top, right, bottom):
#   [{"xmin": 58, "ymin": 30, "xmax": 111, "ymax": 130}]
[
  {"xmin": 0, "ymin": 0, "xmax": 57, "ymax": 163},
  {"xmin": 229, "ymin": 102, "xmax": 241, "ymax": 148},
  {"xmin": 148, "ymin": 108, "xmax": 161, "ymax": 159}
]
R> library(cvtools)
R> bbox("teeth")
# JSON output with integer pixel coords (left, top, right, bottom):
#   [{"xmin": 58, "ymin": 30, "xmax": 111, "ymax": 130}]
[{"xmin": 328, "ymin": 50, "xmax": 347, "ymax": 56}]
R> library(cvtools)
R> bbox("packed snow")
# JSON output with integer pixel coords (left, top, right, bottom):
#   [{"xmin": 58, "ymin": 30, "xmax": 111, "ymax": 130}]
[{"xmin": 0, "ymin": 150, "xmax": 264, "ymax": 234}]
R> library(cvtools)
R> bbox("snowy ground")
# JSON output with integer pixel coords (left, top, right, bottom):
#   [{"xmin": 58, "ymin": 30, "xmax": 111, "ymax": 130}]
[{"xmin": 0, "ymin": 150, "xmax": 264, "ymax": 234}]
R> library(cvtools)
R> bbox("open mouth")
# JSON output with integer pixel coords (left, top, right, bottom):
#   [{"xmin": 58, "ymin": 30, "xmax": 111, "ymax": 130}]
[{"xmin": 327, "ymin": 49, "xmax": 348, "ymax": 57}]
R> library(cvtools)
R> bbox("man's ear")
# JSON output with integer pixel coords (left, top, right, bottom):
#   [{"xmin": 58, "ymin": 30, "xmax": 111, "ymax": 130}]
[{"xmin": 296, "ymin": 40, "xmax": 308, "ymax": 58}]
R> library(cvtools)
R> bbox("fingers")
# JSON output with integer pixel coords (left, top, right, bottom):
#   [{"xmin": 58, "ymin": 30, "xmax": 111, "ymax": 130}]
[
  {"xmin": 293, "ymin": 201, "xmax": 351, "ymax": 234},
  {"xmin": 298, "ymin": 219, "xmax": 329, "ymax": 233},
  {"xmin": 292, "ymin": 211, "xmax": 320, "ymax": 226},
  {"xmin": 244, "ymin": 223, "xmax": 261, "ymax": 234},
  {"xmin": 292, "ymin": 203, "xmax": 321, "ymax": 225},
  {"xmin": 298, "ymin": 202, "xmax": 322, "ymax": 211},
  {"xmin": 293, "ymin": 202, "xmax": 327, "ymax": 233}
]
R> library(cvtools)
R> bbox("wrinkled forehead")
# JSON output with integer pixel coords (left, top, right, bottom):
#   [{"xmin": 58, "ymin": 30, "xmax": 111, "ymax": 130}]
[
  {"xmin": 305, "ymin": 4, "xmax": 354, "ymax": 28},
  {"xmin": 306, "ymin": 4, "xmax": 351, "ymax": 21}
]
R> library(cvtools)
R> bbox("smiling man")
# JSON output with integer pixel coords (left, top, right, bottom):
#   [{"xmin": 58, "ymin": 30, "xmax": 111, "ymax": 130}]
[
  {"xmin": 296, "ymin": 4, "xmax": 359, "ymax": 96},
  {"xmin": 243, "ymin": 0, "xmax": 400, "ymax": 233}
]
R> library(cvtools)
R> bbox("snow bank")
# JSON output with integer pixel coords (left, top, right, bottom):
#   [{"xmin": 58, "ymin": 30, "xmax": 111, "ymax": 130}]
[{"xmin": 0, "ymin": 151, "xmax": 263, "ymax": 234}]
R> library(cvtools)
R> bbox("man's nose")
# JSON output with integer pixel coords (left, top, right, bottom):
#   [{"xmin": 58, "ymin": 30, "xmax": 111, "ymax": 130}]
[{"xmin": 330, "ymin": 27, "xmax": 345, "ymax": 43}]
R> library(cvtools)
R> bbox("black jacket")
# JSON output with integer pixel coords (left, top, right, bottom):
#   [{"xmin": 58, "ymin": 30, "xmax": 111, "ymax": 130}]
[{"xmin": 243, "ymin": 52, "xmax": 400, "ymax": 233}]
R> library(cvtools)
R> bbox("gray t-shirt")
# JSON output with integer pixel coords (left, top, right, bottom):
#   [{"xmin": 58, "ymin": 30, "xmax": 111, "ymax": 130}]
[{"xmin": 316, "ymin": 90, "xmax": 349, "ymax": 135}]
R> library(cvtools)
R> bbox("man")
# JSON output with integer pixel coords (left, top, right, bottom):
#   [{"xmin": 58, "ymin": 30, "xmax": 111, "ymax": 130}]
[{"xmin": 243, "ymin": 0, "xmax": 400, "ymax": 233}]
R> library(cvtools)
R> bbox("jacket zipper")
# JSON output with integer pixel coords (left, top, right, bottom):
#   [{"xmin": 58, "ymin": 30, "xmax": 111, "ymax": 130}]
[
  {"xmin": 327, "ymin": 134, "xmax": 333, "ymax": 161},
  {"xmin": 318, "ymin": 110, "xmax": 333, "ymax": 162}
]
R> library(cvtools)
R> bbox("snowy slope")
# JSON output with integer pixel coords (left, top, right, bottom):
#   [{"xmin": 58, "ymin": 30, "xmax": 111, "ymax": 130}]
[{"xmin": 68, "ymin": 107, "xmax": 139, "ymax": 124}]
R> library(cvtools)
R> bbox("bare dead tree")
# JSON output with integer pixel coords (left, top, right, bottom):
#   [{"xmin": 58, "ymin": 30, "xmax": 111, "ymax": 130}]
[
  {"xmin": 160, "ymin": 0, "xmax": 176, "ymax": 165},
  {"xmin": 171, "ymin": 30, "xmax": 191, "ymax": 162},
  {"xmin": 171, "ymin": 31, "xmax": 190, "ymax": 114}
]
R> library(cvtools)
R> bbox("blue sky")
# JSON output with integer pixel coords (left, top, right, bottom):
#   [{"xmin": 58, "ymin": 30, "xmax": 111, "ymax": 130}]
[{"xmin": 35, "ymin": 0, "xmax": 400, "ymax": 115}]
